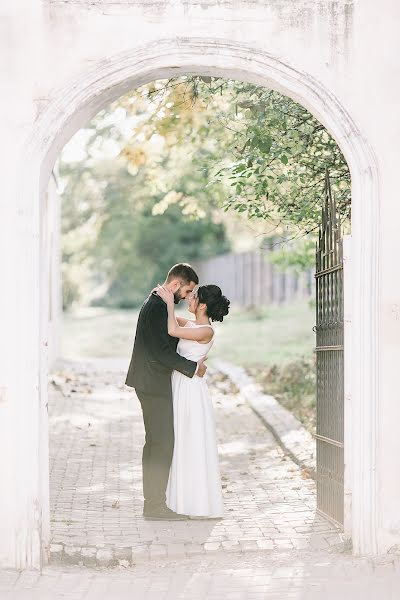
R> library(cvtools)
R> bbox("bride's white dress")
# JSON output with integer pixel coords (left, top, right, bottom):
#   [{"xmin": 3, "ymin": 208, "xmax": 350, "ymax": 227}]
[{"xmin": 166, "ymin": 321, "xmax": 224, "ymax": 517}]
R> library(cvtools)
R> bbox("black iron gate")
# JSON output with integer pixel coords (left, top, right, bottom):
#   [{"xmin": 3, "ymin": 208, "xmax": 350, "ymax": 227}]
[{"xmin": 314, "ymin": 172, "xmax": 344, "ymax": 526}]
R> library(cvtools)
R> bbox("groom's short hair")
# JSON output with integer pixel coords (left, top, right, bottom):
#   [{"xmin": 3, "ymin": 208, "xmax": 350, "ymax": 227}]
[{"xmin": 167, "ymin": 263, "xmax": 199, "ymax": 285}]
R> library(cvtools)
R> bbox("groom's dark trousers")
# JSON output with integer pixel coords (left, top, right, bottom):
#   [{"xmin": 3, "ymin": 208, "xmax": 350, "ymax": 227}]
[
  {"xmin": 125, "ymin": 292, "xmax": 197, "ymax": 511},
  {"xmin": 135, "ymin": 389, "xmax": 174, "ymax": 511}
]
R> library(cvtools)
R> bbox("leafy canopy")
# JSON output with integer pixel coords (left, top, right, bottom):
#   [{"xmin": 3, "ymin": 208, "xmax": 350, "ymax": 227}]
[{"xmin": 58, "ymin": 76, "xmax": 350, "ymax": 307}]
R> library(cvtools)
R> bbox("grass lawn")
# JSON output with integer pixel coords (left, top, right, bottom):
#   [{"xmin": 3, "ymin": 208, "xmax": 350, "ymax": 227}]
[
  {"xmin": 61, "ymin": 300, "xmax": 315, "ymax": 367},
  {"xmin": 62, "ymin": 306, "xmax": 140, "ymax": 360},
  {"xmin": 62, "ymin": 300, "xmax": 316, "ymax": 433},
  {"xmin": 211, "ymin": 302, "xmax": 315, "ymax": 367}
]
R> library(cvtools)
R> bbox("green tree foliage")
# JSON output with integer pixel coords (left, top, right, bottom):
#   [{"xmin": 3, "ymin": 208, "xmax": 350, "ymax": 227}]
[
  {"xmin": 117, "ymin": 77, "xmax": 350, "ymax": 270},
  {"xmin": 59, "ymin": 76, "xmax": 350, "ymax": 308},
  {"xmin": 164, "ymin": 78, "xmax": 350, "ymax": 227},
  {"xmin": 59, "ymin": 139, "xmax": 228, "ymax": 309}
]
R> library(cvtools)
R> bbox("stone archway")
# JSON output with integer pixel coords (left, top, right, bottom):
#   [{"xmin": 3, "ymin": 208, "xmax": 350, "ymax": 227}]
[{"xmin": 15, "ymin": 38, "xmax": 379, "ymax": 568}]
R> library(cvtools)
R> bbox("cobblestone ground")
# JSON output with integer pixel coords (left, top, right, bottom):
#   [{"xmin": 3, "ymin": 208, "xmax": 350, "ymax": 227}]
[
  {"xmin": 2, "ymin": 551, "xmax": 400, "ymax": 599},
  {"xmin": 47, "ymin": 359, "xmax": 342, "ymax": 567},
  {"xmin": 2, "ymin": 359, "xmax": 400, "ymax": 599}
]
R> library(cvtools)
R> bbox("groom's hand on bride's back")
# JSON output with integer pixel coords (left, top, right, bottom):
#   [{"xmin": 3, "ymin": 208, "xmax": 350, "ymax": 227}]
[{"xmin": 196, "ymin": 356, "xmax": 207, "ymax": 378}]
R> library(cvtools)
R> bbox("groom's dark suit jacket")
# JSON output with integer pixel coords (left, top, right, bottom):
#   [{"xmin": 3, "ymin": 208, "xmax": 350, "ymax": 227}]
[{"xmin": 125, "ymin": 292, "xmax": 197, "ymax": 395}]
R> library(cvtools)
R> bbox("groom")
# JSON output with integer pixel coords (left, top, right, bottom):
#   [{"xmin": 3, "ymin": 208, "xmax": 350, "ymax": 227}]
[{"xmin": 125, "ymin": 263, "xmax": 207, "ymax": 520}]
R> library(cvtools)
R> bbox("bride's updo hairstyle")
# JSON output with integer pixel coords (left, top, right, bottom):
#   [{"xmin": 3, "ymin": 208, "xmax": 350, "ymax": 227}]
[{"xmin": 197, "ymin": 285, "xmax": 230, "ymax": 322}]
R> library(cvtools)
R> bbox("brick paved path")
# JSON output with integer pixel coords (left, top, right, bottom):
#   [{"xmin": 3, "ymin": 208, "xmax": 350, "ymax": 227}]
[
  {"xmin": 2, "ymin": 551, "xmax": 400, "ymax": 599},
  {"xmin": 2, "ymin": 359, "xmax": 400, "ymax": 599},
  {"xmin": 48, "ymin": 359, "xmax": 342, "ymax": 567}
]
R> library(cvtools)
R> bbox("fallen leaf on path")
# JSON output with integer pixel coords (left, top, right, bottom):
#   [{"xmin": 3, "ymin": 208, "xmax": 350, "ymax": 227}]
[{"xmin": 301, "ymin": 468, "xmax": 312, "ymax": 479}]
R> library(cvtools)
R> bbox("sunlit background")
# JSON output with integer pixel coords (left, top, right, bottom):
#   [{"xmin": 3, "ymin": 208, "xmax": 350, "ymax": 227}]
[{"xmin": 56, "ymin": 76, "xmax": 351, "ymax": 434}]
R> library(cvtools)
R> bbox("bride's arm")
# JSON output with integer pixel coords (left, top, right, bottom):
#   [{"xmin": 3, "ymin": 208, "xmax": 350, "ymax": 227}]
[
  {"xmin": 150, "ymin": 286, "xmax": 187, "ymax": 326},
  {"xmin": 150, "ymin": 285, "xmax": 187, "ymax": 326},
  {"xmin": 176, "ymin": 315, "xmax": 189, "ymax": 327},
  {"xmin": 167, "ymin": 307, "xmax": 213, "ymax": 342},
  {"xmin": 157, "ymin": 285, "xmax": 213, "ymax": 343}
]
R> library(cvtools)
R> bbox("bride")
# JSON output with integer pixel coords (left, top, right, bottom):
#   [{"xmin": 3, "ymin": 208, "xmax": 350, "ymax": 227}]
[{"xmin": 156, "ymin": 283, "xmax": 230, "ymax": 518}]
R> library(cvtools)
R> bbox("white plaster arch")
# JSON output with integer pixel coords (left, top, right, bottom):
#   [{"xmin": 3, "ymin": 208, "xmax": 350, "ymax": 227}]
[{"xmin": 17, "ymin": 37, "xmax": 379, "ymax": 567}]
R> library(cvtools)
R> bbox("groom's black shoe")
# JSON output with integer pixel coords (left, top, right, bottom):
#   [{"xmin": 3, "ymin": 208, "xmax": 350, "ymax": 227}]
[{"xmin": 143, "ymin": 505, "xmax": 187, "ymax": 521}]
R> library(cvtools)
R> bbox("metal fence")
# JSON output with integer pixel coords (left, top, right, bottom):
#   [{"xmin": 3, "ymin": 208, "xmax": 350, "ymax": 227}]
[
  {"xmin": 193, "ymin": 244, "xmax": 314, "ymax": 308},
  {"xmin": 314, "ymin": 173, "xmax": 344, "ymax": 526}
]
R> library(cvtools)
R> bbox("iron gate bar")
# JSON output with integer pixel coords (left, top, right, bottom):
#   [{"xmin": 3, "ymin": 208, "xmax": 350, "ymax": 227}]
[
  {"xmin": 315, "ymin": 265, "xmax": 343, "ymax": 278},
  {"xmin": 314, "ymin": 434, "xmax": 344, "ymax": 448},
  {"xmin": 315, "ymin": 345, "xmax": 344, "ymax": 352},
  {"xmin": 314, "ymin": 170, "xmax": 345, "ymax": 527},
  {"xmin": 316, "ymin": 508, "xmax": 343, "ymax": 530}
]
